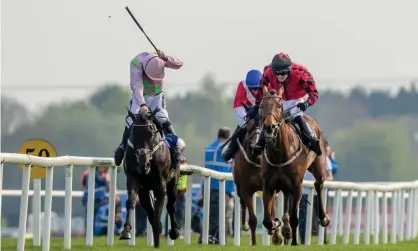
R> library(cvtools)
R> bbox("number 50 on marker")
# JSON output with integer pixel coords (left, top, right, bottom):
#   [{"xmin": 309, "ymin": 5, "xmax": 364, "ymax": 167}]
[{"xmin": 18, "ymin": 139, "xmax": 57, "ymax": 179}]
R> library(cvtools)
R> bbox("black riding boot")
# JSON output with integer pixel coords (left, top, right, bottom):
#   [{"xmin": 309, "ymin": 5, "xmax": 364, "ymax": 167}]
[
  {"xmin": 221, "ymin": 125, "xmax": 246, "ymax": 162},
  {"xmin": 114, "ymin": 126, "xmax": 130, "ymax": 166},
  {"xmin": 293, "ymin": 116, "xmax": 322, "ymax": 156},
  {"xmin": 162, "ymin": 121, "xmax": 184, "ymax": 169},
  {"xmin": 252, "ymin": 127, "xmax": 266, "ymax": 157}
]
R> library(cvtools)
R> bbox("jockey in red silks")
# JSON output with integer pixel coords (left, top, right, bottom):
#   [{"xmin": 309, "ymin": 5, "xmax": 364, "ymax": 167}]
[
  {"xmin": 221, "ymin": 69, "xmax": 262, "ymax": 162},
  {"xmin": 114, "ymin": 50, "xmax": 185, "ymax": 167},
  {"xmin": 252, "ymin": 52, "xmax": 322, "ymax": 157}
]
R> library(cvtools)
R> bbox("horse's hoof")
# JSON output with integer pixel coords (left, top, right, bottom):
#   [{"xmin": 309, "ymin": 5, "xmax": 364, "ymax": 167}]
[
  {"xmin": 262, "ymin": 218, "xmax": 273, "ymax": 234},
  {"xmin": 241, "ymin": 222, "xmax": 250, "ymax": 231},
  {"xmin": 281, "ymin": 224, "xmax": 292, "ymax": 239},
  {"xmin": 119, "ymin": 230, "xmax": 132, "ymax": 240},
  {"xmin": 272, "ymin": 233, "xmax": 284, "ymax": 245},
  {"xmin": 168, "ymin": 228, "xmax": 180, "ymax": 240},
  {"xmin": 320, "ymin": 214, "xmax": 331, "ymax": 227},
  {"xmin": 272, "ymin": 218, "xmax": 282, "ymax": 229}
]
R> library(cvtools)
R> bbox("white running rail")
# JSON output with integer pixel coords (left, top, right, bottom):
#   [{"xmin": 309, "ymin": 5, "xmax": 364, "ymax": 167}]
[{"xmin": 1, "ymin": 153, "xmax": 418, "ymax": 251}]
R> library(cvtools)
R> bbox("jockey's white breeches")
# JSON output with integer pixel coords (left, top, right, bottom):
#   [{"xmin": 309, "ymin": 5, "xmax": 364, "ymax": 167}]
[
  {"xmin": 234, "ymin": 106, "xmax": 247, "ymax": 127},
  {"xmin": 126, "ymin": 92, "xmax": 170, "ymax": 128},
  {"xmin": 283, "ymin": 98, "xmax": 305, "ymax": 119},
  {"xmin": 283, "ymin": 98, "xmax": 315, "ymax": 136}
]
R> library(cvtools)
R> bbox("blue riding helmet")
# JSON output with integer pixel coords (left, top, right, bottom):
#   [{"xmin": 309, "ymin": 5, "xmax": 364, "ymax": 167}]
[{"xmin": 245, "ymin": 69, "xmax": 262, "ymax": 88}]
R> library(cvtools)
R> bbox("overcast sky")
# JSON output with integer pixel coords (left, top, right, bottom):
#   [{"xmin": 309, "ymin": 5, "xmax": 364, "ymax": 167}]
[{"xmin": 1, "ymin": 0, "xmax": 418, "ymax": 111}]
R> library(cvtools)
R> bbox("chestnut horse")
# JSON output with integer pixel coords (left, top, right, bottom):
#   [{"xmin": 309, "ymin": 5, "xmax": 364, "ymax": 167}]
[
  {"xmin": 259, "ymin": 88, "xmax": 330, "ymax": 246},
  {"xmin": 233, "ymin": 103, "xmax": 282, "ymax": 245}
]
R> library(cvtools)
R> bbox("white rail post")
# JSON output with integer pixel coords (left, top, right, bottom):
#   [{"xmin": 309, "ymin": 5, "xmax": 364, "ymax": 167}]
[
  {"xmin": 317, "ymin": 188, "xmax": 328, "ymax": 245},
  {"xmin": 218, "ymin": 180, "xmax": 226, "ymax": 245},
  {"xmin": 390, "ymin": 190, "xmax": 397, "ymax": 244},
  {"xmin": 107, "ymin": 166, "xmax": 118, "ymax": 246},
  {"xmin": 373, "ymin": 191, "xmax": 380, "ymax": 244},
  {"xmin": 42, "ymin": 165, "xmax": 55, "ymax": 251},
  {"xmin": 382, "ymin": 191, "xmax": 388, "ymax": 244},
  {"xmin": 330, "ymin": 189, "xmax": 342, "ymax": 244},
  {"xmin": 129, "ymin": 203, "xmax": 136, "ymax": 246},
  {"xmin": 63, "ymin": 165, "xmax": 73, "ymax": 250},
  {"xmin": 32, "ymin": 179, "xmax": 41, "ymax": 246},
  {"xmin": 364, "ymin": 190, "xmax": 372, "ymax": 244},
  {"xmin": 184, "ymin": 175, "xmax": 193, "ymax": 244},
  {"xmin": 233, "ymin": 192, "xmax": 241, "ymax": 246},
  {"xmin": 343, "ymin": 189, "xmax": 353, "ymax": 244},
  {"xmin": 0, "ymin": 162, "xmax": 3, "ymax": 251},
  {"xmin": 17, "ymin": 164, "xmax": 32, "ymax": 251},
  {"xmin": 399, "ymin": 189, "xmax": 406, "ymax": 241},
  {"xmin": 405, "ymin": 189, "xmax": 413, "ymax": 240},
  {"xmin": 353, "ymin": 190, "xmax": 363, "ymax": 245},
  {"xmin": 202, "ymin": 176, "xmax": 211, "ymax": 244},
  {"xmin": 304, "ymin": 188, "xmax": 315, "ymax": 245},
  {"xmin": 86, "ymin": 166, "xmax": 96, "ymax": 246}
]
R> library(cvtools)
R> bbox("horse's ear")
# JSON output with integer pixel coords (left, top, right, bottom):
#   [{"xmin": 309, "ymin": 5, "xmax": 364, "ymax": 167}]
[
  {"xmin": 241, "ymin": 102, "xmax": 250, "ymax": 112},
  {"xmin": 126, "ymin": 107, "xmax": 135, "ymax": 121},
  {"xmin": 277, "ymin": 87, "xmax": 284, "ymax": 98},
  {"xmin": 262, "ymin": 86, "xmax": 269, "ymax": 97}
]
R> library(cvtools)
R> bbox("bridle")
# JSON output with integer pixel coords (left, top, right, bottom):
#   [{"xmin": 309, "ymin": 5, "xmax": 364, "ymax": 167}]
[
  {"xmin": 127, "ymin": 121, "xmax": 165, "ymax": 173},
  {"xmin": 259, "ymin": 96, "xmax": 303, "ymax": 168},
  {"xmin": 260, "ymin": 96, "xmax": 285, "ymax": 140}
]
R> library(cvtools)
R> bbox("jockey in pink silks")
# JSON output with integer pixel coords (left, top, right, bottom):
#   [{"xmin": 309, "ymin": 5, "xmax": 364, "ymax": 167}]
[{"xmin": 114, "ymin": 50, "xmax": 184, "ymax": 167}]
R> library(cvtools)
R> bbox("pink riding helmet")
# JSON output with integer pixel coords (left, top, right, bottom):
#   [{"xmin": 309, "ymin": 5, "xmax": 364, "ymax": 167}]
[{"xmin": 143, "ymin": 53, "xmax": 166, "ymax": 82}]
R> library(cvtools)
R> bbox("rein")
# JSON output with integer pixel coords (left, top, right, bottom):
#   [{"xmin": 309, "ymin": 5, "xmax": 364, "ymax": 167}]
[{"xmin": 237, "ymin": 127, "xmax": 261, "ymax": 167}]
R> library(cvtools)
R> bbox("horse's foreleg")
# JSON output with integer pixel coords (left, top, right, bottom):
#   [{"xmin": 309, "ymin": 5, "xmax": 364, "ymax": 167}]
[
  {"xmin": 271, "ymin": 191, "xmax": 284, "ymax": 245},
  {"xmin": 236, "ymin": 188, "xmax": 249, "ymax": 232},
  {"xmin": 261, "ymin": 180, "xmax": 276, "ymax": 235},
  {"xmin": 243, "ymin": 191, "xmax": 257, "ymax": 245},
  {"xmin": 281, "ymin": 193, "xmax": 292, "ymax": 241},
  {"xmin": 166, "ymin": 179, "xmax": 180, "ymax": 240},
  {"xmin": 120, "ymin": 176, "xmax": 136, "ymax": 240},
  {"xmin": 310, "ymin": 159, "xmax": 331, "ymax": 227},
  {"xmin": 290, "ymin": 185, "xmax": 302, "ymax": 246},
  {"xmin": 152, "ymin": 187, "xmax": 166, "ymax": 248},
  {"xmin": 137, "ymin": 189, "xmax": 157, "ymax": 247}
]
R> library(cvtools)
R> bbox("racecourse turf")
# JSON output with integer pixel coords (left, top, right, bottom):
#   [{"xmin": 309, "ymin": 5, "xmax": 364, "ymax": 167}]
[{"xmin": 2, "ymin": 234, "xmax": 417, "ymax": 251}]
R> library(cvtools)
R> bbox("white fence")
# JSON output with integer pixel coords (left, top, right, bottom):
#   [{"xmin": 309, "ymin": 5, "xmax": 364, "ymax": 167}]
[{"xmin": 1, "ymin": 153, "xmax": 418, "ymax": 251}]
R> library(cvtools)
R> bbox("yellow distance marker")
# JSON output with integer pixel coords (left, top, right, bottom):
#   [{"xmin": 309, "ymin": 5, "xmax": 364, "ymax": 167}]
[{"xmin": 18, "ymin": 139, "xmax": 57, "ymax": 179}]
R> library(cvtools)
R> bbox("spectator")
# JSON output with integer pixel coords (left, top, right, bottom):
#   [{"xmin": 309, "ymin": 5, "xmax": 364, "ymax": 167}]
[
  {"xmin": 198, "ymin": 127, "xmax": 235, "ymax": 244},
  {"xmin": 81, "ymin": 166, "xmax": 109, "ymax": 233},
  {"xmin": 93, "ymin": 195, "xmax": 123, "ymax": 236},
  {"xmin": 330, "ymin": 151, "xmax": 339, "ymax": 176}
]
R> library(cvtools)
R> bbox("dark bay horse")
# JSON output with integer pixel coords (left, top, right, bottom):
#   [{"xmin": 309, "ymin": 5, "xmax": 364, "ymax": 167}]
[
  {"xmin": 119, "ymin": 107, "xmax": 180, "ymax": 248},
  {"xmin": 233, "ymin": 103, "xmax": 282, "ymax": 245},
  {"xmin": 259, "ymin": 88, "xmax": 330, "ymax": 246}
]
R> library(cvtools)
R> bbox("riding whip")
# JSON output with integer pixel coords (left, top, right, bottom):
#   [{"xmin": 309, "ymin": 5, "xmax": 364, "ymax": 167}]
[{"xmin": 125, "ymin": 6, "xmax": 159, "ymax": 52}]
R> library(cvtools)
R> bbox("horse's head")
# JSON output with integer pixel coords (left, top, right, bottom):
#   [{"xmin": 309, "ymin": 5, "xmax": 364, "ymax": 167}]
[
  {"xmin": 260, "ymin": 87, "xmax": 284, "ymax": 139},
  {"xmin": 242, "ymin": 102, "xmax": 261, "ymax": 146},
  {"xmin": 126, "ymin": 107, "xmax": 160, "ymax": 171}
]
